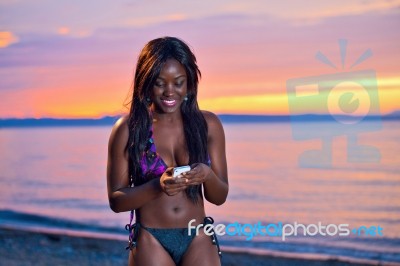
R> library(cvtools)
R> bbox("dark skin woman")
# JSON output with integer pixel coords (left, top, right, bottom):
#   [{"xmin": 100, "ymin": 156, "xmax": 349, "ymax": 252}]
[{"xmin": 107, "ymin": 37, "xmax": 228, "ymax": 266}]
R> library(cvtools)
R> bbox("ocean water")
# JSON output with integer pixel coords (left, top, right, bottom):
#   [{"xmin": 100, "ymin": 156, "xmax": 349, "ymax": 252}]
[{"xmin": 0, "ymin": 121, "xmax": 399, "ymax": 263}]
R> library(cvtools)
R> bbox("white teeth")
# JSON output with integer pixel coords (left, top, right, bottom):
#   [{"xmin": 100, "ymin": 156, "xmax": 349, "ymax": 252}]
[{"xmin": 162, "ymin": 99, "xmax": 176, "ymax": 105}]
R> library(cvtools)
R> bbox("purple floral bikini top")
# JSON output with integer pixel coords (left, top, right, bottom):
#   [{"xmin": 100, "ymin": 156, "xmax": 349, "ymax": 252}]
[{"xmin": 139, "ymin": 125, "xmax": 211, "ymax": 179}]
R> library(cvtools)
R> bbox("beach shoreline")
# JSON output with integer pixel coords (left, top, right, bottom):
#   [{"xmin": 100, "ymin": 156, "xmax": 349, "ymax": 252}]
[{"xmin": 1, "ymin": 226, "xmax": 398, "ymax": 266}]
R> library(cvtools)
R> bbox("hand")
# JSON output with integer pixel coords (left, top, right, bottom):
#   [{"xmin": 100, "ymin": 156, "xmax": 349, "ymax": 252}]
[
  {"xmin": 160, "ymin": 167, "xmax": 188, "ymax": 196},
  {"xmin": 182, "ymin": 163, "xmax": 212, "ymax": 186}
]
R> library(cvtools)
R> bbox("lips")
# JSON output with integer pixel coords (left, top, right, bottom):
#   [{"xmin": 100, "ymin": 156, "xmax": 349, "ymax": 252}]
[{"xmin": 161, "ymin": 99, "xmax": 177, "ymax": 107}]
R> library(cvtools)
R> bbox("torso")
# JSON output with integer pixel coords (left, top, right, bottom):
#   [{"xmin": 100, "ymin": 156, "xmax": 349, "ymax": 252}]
[
  {"xmin": 138, "ymin": 191, "xmax": 206, "ymax": 228},
  {"xmin": 135, "ymin": 116, "xmax": 207, "ymax": 228}
]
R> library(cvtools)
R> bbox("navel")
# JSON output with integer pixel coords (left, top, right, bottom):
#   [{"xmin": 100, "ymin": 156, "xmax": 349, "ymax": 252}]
[{"xmin": 173, "ymin": 207, "xmax": 181, "ymax": 213}]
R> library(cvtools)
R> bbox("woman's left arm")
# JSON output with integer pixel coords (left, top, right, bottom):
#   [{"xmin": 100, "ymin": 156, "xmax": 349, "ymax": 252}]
[{"xmin": 184, "ymin": 111, "xmax": 228, "ymax": 205}]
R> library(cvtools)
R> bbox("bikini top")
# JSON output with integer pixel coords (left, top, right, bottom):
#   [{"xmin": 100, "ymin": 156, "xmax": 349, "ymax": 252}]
[{"xmin": 139, "ymin": 124, "xmax": 211, "ymax": 179}]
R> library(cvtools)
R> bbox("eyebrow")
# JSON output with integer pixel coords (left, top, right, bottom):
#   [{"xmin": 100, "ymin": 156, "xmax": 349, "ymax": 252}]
[{"xmin": 157, "ymin": 75, "xmax": 186, "ymax": 80}]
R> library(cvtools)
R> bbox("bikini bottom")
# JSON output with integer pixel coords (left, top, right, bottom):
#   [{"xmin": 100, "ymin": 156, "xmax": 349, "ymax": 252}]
[{"xmin": 126, "ymin": 216, "xmax": 221, "ymax": 265}]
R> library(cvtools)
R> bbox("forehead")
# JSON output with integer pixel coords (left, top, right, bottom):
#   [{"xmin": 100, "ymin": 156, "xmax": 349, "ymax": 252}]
[{"xmin": 158, "ymin": 58, "xmax": 186, "ymax": 78}]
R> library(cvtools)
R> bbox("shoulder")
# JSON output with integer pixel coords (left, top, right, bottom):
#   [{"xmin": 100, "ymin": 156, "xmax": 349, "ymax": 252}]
[
  {"xmin": 108, "ymin": 114, "xmax": 129, "ymax": 152},
  {"xmin": 201, "ymin": 110, "xmax": 221, "ymax": 127},
  {"xmin": 201, "ymin": 110, "xmax": 224, "ymax": 138},
  {"xmin": 112, "ymin": 114, "xmax": 129, "ymax": 137}
]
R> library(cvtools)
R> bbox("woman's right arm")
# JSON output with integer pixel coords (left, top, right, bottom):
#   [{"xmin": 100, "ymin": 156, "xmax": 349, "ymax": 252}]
[{"xmin": 107, "ymin": 116, "xmax": 162, "ymax": 213}]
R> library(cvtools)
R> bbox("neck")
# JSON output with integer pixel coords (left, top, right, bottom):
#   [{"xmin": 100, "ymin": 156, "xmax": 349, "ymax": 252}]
[{"xmin": 150, "ymin": 107, "xmax": 183, "ymax": 124}]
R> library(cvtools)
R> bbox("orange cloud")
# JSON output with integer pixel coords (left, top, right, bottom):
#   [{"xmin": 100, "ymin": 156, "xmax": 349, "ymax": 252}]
[
  {"xmin": 198, "ymin": 76, "xmax": 400, "ymax": 116},
  {"xmin": 199, "ymin": 93, "xmax": 289, "ymax": 115},
  {"xmin": 57, "ymin": 27, "xmax": 70, "ymax": 35},
  {"xmin": 0, "ymin": 31, "xmax": 18, "ymax": 48},
  {"xmin": 166, "ymin": 13, "xmax": 187, "ymax": 21}
]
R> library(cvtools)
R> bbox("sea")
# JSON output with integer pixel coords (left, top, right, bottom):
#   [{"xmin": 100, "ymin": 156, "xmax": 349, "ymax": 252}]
[{"xmin": 0, "ymin": 120, "xmax": 399, "ymax": 264}]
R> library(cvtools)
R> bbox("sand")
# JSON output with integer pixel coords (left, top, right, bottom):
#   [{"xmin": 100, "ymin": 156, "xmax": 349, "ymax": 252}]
[{"xmin": 1, "ymin": 227, "xmax": 398, "ymax": 266}]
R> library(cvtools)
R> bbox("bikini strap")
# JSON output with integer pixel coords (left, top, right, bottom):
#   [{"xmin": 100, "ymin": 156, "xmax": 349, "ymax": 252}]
[
  {"xmin": 203, "ymin": 216, "xmax": 222, "ymax": 257},
  {"xmin": 125, "ymin": 210, "xmax": 138, "ymax": 250},
  {"xmin": 126, "ymin": 177, "xmax": 137, "ymax": 250}
]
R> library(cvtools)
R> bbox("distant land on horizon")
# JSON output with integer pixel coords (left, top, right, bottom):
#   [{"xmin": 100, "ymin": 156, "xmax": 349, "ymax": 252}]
[{"xmin": 0, "ymin": 112, "xmax": 399, "ymax": 128}]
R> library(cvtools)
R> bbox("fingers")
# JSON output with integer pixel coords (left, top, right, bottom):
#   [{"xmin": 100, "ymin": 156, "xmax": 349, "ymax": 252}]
[
  {"xmin": 186, "ymin": 165, "xmax": 204, "ymax": 182},
  {"xmin": 181, "ymin": 174, "xmax": 203, "ymax": 186},
  {"xmin": 190, "ymin": 163, "xmax": 200, "ymax": 169},
  {"xmin": 163, "ymin": 182, "xmax": 187, "ymax": 196},
  {"xmin": 163, "ymin": 176, "xmax": 188, "ymax": 185},
  {"xmin": 160, "ymin": 167, "xmax": 190, "ymax": 196},
  {"xmin": 165, "ymin": 167, "xmax": 174, "ymax": 176},
  {"xmin": 161, "ymin": 163, "xmax": 210, "ymax": 196},
  {"xmin": 182, "ymin": 167, "xmax": 199, "ymax": 178}
]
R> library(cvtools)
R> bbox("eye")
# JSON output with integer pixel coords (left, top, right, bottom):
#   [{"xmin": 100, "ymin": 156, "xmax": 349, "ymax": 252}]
[
  {"xmin": 175, "ymin": 79, "xmax": 185, "ymax": 87},
  {"xmin": 155, "ymin": 82, "xmax": 164, "ymax": 87}
]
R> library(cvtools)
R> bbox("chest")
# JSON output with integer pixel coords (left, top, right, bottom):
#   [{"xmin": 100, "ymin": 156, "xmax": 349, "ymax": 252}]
[{"xmin": 152, "ymin": 125, "xmax": 189, "ymax": 167}]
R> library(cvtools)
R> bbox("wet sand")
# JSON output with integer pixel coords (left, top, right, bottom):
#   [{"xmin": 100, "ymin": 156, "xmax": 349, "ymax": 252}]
[{"xmin": 0, "ymin": 227, "xmax": 397, "ymax": 266}]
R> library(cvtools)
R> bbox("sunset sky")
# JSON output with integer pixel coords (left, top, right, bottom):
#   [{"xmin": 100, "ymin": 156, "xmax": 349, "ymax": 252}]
[{"xmin": 1, "ymin": 0, "xmax": 399, "ymax": 118}]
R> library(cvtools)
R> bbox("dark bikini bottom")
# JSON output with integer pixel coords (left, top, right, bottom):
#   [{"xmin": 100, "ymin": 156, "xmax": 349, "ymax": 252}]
[{"xmin": 126, "ymin": 217, "xmax": 221, "ymax": 265}]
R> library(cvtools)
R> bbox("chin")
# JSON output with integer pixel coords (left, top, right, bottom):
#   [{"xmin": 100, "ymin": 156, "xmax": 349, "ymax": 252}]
[{"xmin": 162, "ymin": 106, "xmax": 180, "ymax": 113}]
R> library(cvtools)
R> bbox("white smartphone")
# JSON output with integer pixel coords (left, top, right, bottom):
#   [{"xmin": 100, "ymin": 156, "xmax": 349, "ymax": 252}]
[{"xmin": 173, "ymin": 166, "xmax": 191, "ymax": 178}]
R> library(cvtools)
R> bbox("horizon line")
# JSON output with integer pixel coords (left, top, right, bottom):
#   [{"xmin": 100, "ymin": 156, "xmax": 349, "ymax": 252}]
[{"xmin": 1, "ymin": 110, "xmax": 399, "ymax": 121}]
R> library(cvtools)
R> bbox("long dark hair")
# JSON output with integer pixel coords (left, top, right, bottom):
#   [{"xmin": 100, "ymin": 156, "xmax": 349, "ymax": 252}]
[{"xmin": 126, "ymin": 36, "xmax": 208, "ymax": 203}]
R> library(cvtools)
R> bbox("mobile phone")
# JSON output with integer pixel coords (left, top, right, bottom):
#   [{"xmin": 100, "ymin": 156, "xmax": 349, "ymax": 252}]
[{"xmin": 173, "ymin": 166, "xmax": 191, "ymax": 178}]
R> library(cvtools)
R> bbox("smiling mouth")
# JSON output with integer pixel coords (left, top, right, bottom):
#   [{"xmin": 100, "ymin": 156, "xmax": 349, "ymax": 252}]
[{"xmin": 161, "ymin": 99, "xmax": 177, "ymax": 107}]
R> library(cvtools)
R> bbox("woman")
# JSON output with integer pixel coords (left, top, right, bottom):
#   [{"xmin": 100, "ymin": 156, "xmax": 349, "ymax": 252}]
[{"xmin": 107, "ymin": 36, "xmax": 228, "ymax": 266}]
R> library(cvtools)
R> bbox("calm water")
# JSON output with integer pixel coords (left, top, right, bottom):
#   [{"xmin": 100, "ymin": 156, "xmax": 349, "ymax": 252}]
[{"xmin": 1, "ymin": 121, "xmax": 399, "ymax": 262}]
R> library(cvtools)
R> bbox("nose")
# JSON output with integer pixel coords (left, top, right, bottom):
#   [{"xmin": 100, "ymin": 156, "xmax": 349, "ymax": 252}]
[{"xmin": 163, "ymin": 83, "xmax": 175, "ymax": 97}]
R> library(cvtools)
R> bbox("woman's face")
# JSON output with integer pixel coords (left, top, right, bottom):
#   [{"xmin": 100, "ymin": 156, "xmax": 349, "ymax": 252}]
[{"xmin": 151, "ymin": 58, "xmax": 188, "ymax": 114}]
